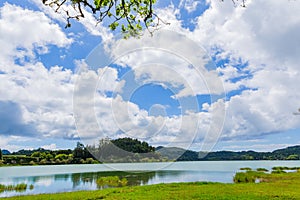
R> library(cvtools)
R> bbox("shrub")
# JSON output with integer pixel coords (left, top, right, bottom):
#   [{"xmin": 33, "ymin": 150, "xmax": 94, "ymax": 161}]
[
  {"xmin": 29, "ymin": 161, "xmax": 36, "ymax": 165},
  {"xmin": 272, "ymin": 166, "xmax": 289, "ymax": 171},
  {"xmin": 55, "ymin": 154, "xmax": 69, "ymax": 161},
  {"xmin": 85, "ymin": 158, "xmax": 95, "ymax": 164},
  {"xmin": 256, "ymin": 168, "xmax": 268, "ymax": 172},
  {"xmin": 234, "ymin": 172, "xmax": 255, "ymax": 183},
  {"xmin": 240, "ymin": 167, "xmax": 252, "ymax": 171},
  {"xmin": 234, "ymin": 171, "xmax": 264, "ymax": 183}
]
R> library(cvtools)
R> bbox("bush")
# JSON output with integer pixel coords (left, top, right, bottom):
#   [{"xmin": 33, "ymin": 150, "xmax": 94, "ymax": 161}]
[
  {"xmin": 85, "ymin": 158, "xmax": 95, "ymax": 164},
  {"xmin": 240, "ymin": 167, "xmax": 252, "ymax": 171},
  {"xmin": 29, "ymin": 161, "xmax": 36, "ymax": 165},
  {"xmin": 272, "ymin": 166, "xmax": 289, "ymax": 171},
  {"xmin": 234, "ymin": 172, "xmax": 255, "ymax": 183},
  {"xmin": 233, "ymin": 171, "xmax": 264, "ymax": 183},
  {"xmin": 55, "ymin": 154, "xmax": 69, "ymax": 161},
  {"xmin": 256, "ymin": 168, "xmax": 268, "ymax": 172}
]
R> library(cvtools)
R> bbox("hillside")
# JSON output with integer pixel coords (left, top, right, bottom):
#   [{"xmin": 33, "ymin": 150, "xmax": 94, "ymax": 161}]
[{"xmin": 157, "ymin": 145, "xmax": 300, "ymax": 161}]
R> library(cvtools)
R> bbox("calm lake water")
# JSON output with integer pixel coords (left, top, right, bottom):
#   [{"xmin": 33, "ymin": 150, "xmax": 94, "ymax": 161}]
[{"xmin": 1, "ymin": 161, "xmax": 300, "ymax": 197}]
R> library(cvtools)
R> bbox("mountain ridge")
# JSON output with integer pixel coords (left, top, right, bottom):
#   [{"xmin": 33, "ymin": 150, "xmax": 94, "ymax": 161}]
[{"xmin": 157, "ymin": 145, "xmax": 300, "ymax": 161}]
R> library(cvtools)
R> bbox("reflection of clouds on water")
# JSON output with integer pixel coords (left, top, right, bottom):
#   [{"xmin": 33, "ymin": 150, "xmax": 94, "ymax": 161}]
[{"xmin": 35, "ymin": 177, "xmax": 54, "ymax": 187}]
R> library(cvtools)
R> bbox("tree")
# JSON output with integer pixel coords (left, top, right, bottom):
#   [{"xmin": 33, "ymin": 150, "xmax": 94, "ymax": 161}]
[
  {"xmin": 73, "ymin": 142, "xmax": 94, "ymax": 161},
  {"xmin": 111, "ymin": 137, "xmax": 155, "ymax": 153},
  {"xmin": 42, "ymin": 0, "xmax": 166, "ymax": 38},
  {"xmin": 42, "ymin": 0, "xmax": 245, "ymax": 38},
  {"xmin": 286, "ymin": 154, "xmax": 299, "ymax": 160},
  {"xmin": 73, "ymin": 142, "xmax": 85, "ymax": 159},
  {"xmin": 31, "ymin": 152, "xmax": 41, "ymax": 158},
  {"xmin": 0, "ymin": 149, "xmax": 2, "ymax": 160},
  {"xmin": 55, "ymin": 153, "xmax": 69, "ymax": 160}
]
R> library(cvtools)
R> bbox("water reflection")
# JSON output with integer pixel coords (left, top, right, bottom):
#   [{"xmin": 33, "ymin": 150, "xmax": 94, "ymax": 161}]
[
  {"xmin": 0, "ymin": 170, "xmax": 183, "ymax": 197},
  {"xmin": 2, "ymin": 161, "xmax": 300, "ymax": 197},
  {"xmin": 69, "ymin": 171, "xmax": 158, "ymax": 187}
]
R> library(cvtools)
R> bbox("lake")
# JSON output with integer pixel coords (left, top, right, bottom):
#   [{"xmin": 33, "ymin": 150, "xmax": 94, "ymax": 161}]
[{"xmin": 1, "ymin": 160, "xmax": 300, "ymax": 197}]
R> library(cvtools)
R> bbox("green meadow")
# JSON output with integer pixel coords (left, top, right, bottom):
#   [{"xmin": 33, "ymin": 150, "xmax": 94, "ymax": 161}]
[{"xmin": 3, "ymin": 168, "xmax": 300, "ymax": 200}]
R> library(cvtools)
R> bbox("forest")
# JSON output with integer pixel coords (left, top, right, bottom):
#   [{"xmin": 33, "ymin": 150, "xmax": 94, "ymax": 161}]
[
  {"xmin": 175, "ymin": 145, "xmax": 300, "ymax": 161},
  {"xmin": 0, "ymin": 137, "xmax": 164, "ymax": 166},
  {"xmin": 1, "ymin": 139, "xmax": 300, "ymax": 166}
]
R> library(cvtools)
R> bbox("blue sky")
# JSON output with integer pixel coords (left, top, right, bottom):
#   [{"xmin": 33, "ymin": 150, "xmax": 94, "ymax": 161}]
[{"xmin": 1, "ymin": 0, "xmax": 300, "ymax": 152}]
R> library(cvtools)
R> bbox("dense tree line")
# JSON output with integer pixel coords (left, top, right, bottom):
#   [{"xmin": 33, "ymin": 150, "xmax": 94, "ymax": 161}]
[
  {"xmin": 0, "ymin": 142, "xmax": 98, "ymax": 166},
  {"xmin": 173, "ymin": 146, "xmax": 300, "ymax": 161},
  {"xmin": 111, "ymin": 137, "xmax": 155, "ymax": 153},
  {"xmin": 0, "ymin": 138, "xmax": 165, "ymax": 165},
  {"xmin": 2, "ymin": 142, "xmax": 299, "ymax": 165},
  {"xmin": 87, "ymin": 137, "xmax": 165, "ymax": 163}
]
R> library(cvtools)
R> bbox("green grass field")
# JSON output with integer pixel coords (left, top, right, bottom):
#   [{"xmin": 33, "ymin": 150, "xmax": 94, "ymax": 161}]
[{"xmin": 3, "ymin": 170, "xmax": 300, "ymax": 200}]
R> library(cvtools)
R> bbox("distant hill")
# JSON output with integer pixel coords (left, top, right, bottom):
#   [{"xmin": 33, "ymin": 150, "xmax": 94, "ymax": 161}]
[
  {"xmin": 1, "ymin": 149, "xmax": 11, "ymax": 155},
  {"xmin": 11, "ymin": 148, "xmax": 50, "ymax": 156},
  {"xmin": 156, "ymin": 147, "xmax": 187, "ymax": 160},
  {"xmin": 271, "ymin": 145, "xmax": 300, "ymax": 160},
  {"xmin": 2, "ymin": 143, "xmax": 300, "ymax": 162},
  {"xmin": 157, "ymin": 145, "xmax": 300, "ymax": 161}
]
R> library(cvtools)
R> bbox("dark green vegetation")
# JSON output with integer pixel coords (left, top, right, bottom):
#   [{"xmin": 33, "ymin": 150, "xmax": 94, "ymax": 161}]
[
  {"xmin": 0, "ymin": 183, "xmax": 33, "ymax": 193},
  {"xmin": 87, "ymin": 138, "xmax": 166, "ymax": 163},
  {"xmin": 234, "ymin": 166, "xmax": 300, "ymax": 183},
  {"xmin": 2, "ymin": 142, "xmax": 300, "ymax": 166},
  {"xmin": 0, "ymin": 142, "xmax": 98, "ymax": 166},
  {"xmin": 4, "ymin": 169, "xmax": 300, "ymax": 200},
  {"xmin": 256, "ymin": 168, "xmax": 268, "ymax": 172},
  {"xmin": 0, "ymin": 138, "xmax": 165, "ymax": 166},
  {"xmin": 239, "ymin": 167, "xmax": 252, "ymax": 171},
  {"xmin": 272, "ymin": 166, "xmax": 300, "ymax": 171},
  {"xmin": 0, "ymin": 148, "xmax": 2, "ymax": 160},
  {"xmin": 158, "ymin": 145, "xmax": 300, "ymax": 161},
  {"xmin": 111, "ymin": 138, "xmax": 155, "ymax": 153}
]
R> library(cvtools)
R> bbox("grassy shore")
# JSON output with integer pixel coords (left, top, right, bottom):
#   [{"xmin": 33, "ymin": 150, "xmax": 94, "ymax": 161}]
[{"xmin": 3, "ymin": 170, "xmax": 300, "ymax": 200}]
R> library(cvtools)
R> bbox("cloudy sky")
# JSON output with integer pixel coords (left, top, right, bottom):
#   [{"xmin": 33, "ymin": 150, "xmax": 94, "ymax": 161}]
[{"xmin": 1, "ymin": 0, "xmax": 300, "ymax": 152}]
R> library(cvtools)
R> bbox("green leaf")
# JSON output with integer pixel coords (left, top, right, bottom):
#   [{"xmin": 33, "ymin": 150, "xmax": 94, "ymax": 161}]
[{"xmin": 94, "ymin": 0, "xmax": 100, "ymax": 9}]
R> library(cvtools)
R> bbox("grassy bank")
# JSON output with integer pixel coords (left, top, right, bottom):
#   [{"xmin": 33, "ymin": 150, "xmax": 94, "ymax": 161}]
[{"xmin": 3, "ymin": 169, "xmax": 300, "ymax": 200}]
